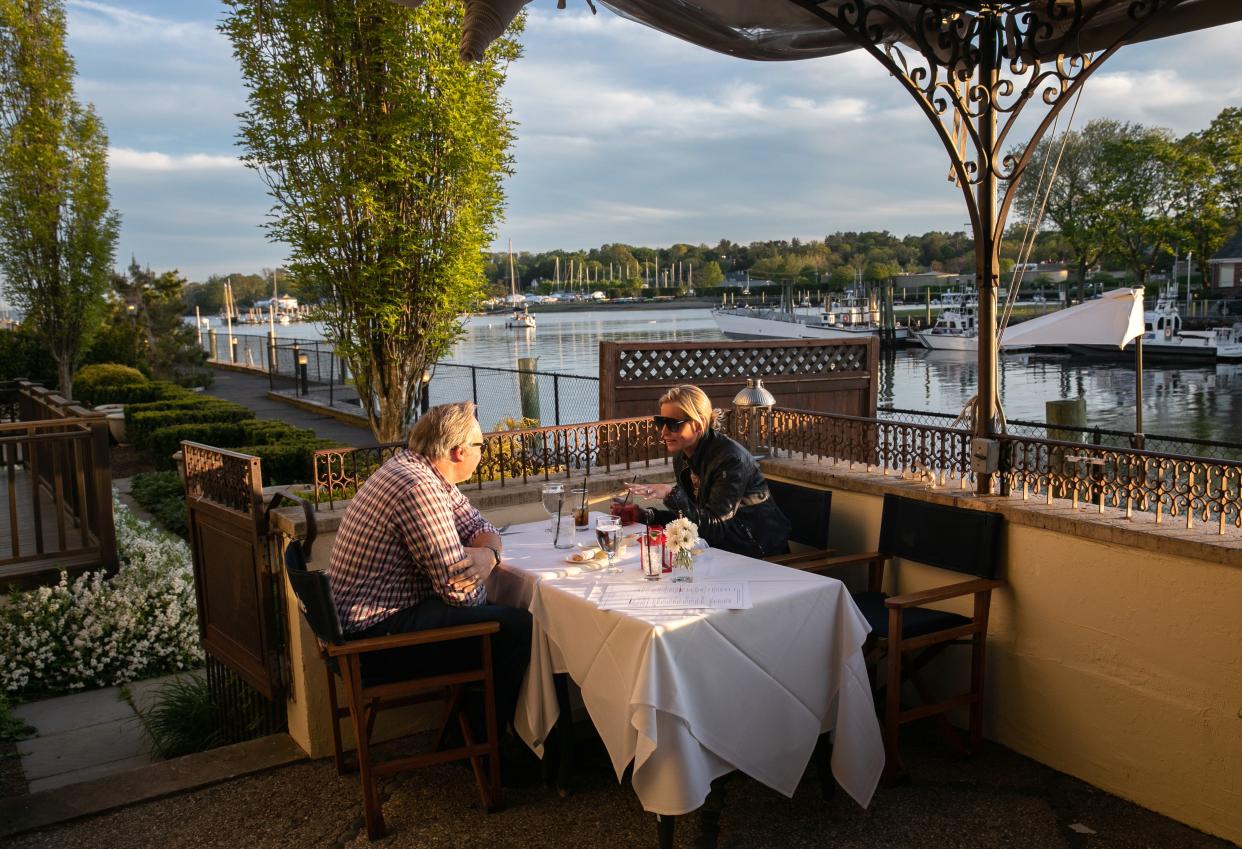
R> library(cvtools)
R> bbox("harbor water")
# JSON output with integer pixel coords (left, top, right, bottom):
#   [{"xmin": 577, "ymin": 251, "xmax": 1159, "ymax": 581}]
[{"xmin": 196, "ymin": 309, "xmax": 1242, "ymax": 445}]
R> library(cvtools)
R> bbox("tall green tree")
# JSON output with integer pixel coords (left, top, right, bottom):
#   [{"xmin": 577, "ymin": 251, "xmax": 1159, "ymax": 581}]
[
  {"xmin": 1011, "ymin": 120, "xmax": 1121, "ymax": 302},
  {"xmin": 223, "ymin": 0, "xmax": 520, "ymax": 440},
  {"xmin": 0, "ymin": 0, "xmax": 119, "ymax": 398},
  {"xmin": 114, "ymin": 259, "xmax": 207, "ymax": 381},
  {"xmin": 1095, "ymin": 125, "xmax": 1181, "ymax": 286}
]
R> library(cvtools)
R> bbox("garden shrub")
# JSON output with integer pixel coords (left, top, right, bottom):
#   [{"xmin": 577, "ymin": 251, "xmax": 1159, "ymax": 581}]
[
  {"xmin": 76, "ymin": 378, "xmax": 189, "ymax": 408},
  {"xmin": 130, "ymin": 471, "xmax": 188, "ymax": 538},
  {"xmin": 137, "ymin": 673, "xmax": 223, "ymax": 758},
  {"xmin": 0, "ymin": 498, "xmax": 203, "ymax": 698},
  {"xmin": 145, "ymin": 422, "xmax": 250, "ymax": 467},
  {"xmin": 128, "ymin": 401, "xmax": 255, "ymax": 449},
  {"xmin": 240, "ymin": 438, "xmax": 342, "ymax": 486},
  {"xmin": 239, "ymin": 419, "xmax": 316, "ymax": 445},
  {"xmin": 144, "ymin": 419, "xmax": 319, "ymax": 469},
  {"xmin": 0, "ymin": 325, "xmax": 56, "ymax": 383},
  {"xmin": 74, "ymin": 363, "xmax": 147, "ymax": 390}
]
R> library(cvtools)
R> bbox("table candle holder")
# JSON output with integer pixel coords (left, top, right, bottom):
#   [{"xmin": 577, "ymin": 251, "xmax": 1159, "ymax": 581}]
[{"xmin": 639, "ymin": 531, "xmax": 664, "ymax": 580}]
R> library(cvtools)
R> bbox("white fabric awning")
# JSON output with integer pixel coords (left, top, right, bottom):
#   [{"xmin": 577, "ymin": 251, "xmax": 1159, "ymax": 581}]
[{"xmin": 998, "ymin": 288, "xmax": 1145, "ymax": 350}]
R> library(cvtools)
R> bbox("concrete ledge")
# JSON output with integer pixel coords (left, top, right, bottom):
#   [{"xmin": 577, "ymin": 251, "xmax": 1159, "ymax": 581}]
[
  {"xmin": 207, "ymin": 361, "xmax": 268, "ymax": 376},
  {"xmin": 760, "ymin": 456, "xmax": 1242, "ymax": 568},
  {"xmin": 0, "ymin": 733, "xmax": 307, "ymax": 838},
  {"xmin": 263, "ymin": 391, "xmax": 371, "ymax": 429}
]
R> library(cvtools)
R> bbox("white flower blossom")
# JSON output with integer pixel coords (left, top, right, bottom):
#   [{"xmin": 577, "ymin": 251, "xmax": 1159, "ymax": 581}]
[{"xmin": 0, "ymin": 492, "xmax": 204, "ymax": 695}]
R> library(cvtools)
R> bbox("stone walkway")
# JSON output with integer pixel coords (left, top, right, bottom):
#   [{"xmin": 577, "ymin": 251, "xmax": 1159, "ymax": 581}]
[
  {"xmin": 203, "ymin": 367, "xmax": 372, "ymax": 447},
  {"xmin": 10, "ymin": 673, "xmax": 198, "ymax": 794}
]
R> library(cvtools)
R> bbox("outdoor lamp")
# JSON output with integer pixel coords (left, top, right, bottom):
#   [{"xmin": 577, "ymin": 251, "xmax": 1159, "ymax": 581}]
[
  {"xmin": 297, "ymin": 352, "xmax": 310, "ymax": 396},
  {"xmin": 732, "ymin": 378, "xmax": 776, "ymax": 457}
]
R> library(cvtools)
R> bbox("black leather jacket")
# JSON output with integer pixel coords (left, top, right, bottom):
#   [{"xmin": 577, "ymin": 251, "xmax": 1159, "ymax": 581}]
[{"xmin": 648, "ymin": 428, "xmax": 791, "ymax": 558}]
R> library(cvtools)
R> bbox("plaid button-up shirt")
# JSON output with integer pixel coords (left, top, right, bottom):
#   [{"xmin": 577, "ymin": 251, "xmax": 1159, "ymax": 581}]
[{"xmin": 328, "ymin": 448, "xmax": 496, "ymax": 634}]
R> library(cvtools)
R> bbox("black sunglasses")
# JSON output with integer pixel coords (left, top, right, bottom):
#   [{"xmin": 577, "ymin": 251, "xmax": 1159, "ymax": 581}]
[{"xmin": 652, "ymin": 415, "xmax": 691, "ymax": 430}]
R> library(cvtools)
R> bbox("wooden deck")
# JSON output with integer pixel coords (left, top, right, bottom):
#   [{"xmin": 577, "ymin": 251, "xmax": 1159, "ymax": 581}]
[{"xmin": 1, "ymin": 466, "xmax": 103, "ymax": 586}]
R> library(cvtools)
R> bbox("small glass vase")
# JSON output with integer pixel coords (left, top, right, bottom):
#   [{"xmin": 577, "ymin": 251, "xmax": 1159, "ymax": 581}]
[{"xmin": 670, "ymin": 548, "xmax": 694, "ymax": 583}]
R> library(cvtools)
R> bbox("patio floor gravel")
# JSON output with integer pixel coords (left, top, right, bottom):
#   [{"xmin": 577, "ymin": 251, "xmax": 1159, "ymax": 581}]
[{"xmin": 1, "ymin": 726, "xmax": 1234, "ymax": 849}]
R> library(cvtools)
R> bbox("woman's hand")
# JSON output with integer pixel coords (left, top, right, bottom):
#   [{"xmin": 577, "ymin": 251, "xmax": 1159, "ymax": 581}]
[{"xmin": 626, "ymin": 482, "xmax": 672, "ymax": 500}]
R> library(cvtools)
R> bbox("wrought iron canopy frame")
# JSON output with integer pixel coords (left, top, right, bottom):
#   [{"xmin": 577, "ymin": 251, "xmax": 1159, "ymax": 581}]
[{"xmin": 783, "ymin": 0, "xmax": 1186, "ymax": 493}]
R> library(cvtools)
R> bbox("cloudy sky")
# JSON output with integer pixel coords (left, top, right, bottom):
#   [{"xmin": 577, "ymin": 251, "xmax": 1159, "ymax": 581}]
[{"xmin": 62, "ymin": 0, "xmax": 1242, "ymax": 282}]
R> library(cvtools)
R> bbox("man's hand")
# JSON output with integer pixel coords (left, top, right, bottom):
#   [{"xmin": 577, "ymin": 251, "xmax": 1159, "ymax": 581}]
[{"xmin": 448, "ymin": 546, "xmax": 496, "ymax": 596}]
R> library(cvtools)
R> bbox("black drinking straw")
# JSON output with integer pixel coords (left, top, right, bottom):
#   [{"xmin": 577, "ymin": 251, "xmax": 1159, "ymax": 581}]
[
  {"xmin": 621, "ymin": 474, "xmax": 639, "ymax": 506},
  {"xmin": 579, "ymin": 477, "xmax": 589, "ymax": 513},
  {"xmin": 552, "ymin": 492, "xmax": 565, "ymax": 546}
]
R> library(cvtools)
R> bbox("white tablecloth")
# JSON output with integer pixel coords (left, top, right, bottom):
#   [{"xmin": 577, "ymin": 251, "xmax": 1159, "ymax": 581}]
[{"xmin": 487, "ymin": 514, "xmax": 884, "ymax": 816}]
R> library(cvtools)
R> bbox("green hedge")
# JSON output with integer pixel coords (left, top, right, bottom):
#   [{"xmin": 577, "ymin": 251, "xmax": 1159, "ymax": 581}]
[
  {"xmin": 240, "ymin": 419, "xmax": 317, "ymax": 444},
  {"xmin": 144, "ymin": 419, "xmax": 319, "ymax": 468},
  {"xmin": 130, "ymin": 471, "xmax": 188, "ymax": 538},
  {"xmin": 129, "ymin": 402, "xmax": 255, "ymax": 450},
  {"xmin": 240, "ymin": 439, "xmax": 340, "ymax": 486},
  {"xmin": 78, "ymin": 380, "xmax": 190, "ymax": 408},
  {"xmin": 146, "ymin": 422, "xmax": 249, "ymax": 467}
]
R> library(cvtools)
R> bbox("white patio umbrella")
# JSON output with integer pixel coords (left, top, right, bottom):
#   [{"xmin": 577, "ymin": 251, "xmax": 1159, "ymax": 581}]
[{"xmin": 998, "ymin": 288, "xmax": 1145, "ymax": 350}]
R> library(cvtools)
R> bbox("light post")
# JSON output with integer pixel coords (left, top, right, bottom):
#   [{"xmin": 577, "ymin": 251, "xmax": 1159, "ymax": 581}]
[{"xmin": 297, "ymin": 352, "xmax": 309, "ymax": 396}]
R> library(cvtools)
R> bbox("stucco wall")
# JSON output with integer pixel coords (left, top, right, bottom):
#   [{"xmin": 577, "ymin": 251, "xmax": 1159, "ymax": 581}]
[{"xmin": 765, "ymin": 463, "xmax": 1242, "ymax": 844}]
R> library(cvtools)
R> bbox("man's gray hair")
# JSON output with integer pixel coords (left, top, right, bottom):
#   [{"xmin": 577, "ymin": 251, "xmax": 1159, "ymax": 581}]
[{"xmin": 408, "ymin": 401, "xmax": 479, "ymax": 459}]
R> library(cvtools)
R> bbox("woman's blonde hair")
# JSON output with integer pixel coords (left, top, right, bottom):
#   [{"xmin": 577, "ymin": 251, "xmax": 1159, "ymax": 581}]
[
  {"xmin": 408, "ymin": 401, "xmax": 479, "ymax": 459},
  {"xmin": 658, "ymin": 384, "xmax": 713, "ymax": 432}
]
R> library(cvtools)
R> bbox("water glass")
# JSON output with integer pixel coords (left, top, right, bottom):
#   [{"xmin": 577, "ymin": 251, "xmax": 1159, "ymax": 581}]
[
  {"xmin": 595, "ymin": 517, "xmax": 623, "ymax": 574},
  {"xmin": 541, "ymin": 482, "xmax": 565, "ymax": 536},
  {"xmin": 553, "ymin": 512, "xmax": 576, "ymax": 549}
]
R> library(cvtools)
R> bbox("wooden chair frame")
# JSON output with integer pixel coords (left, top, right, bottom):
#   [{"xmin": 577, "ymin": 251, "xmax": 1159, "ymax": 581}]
[
  {"xmin": 791, "ymin": 521, "xmax": 1001, "ymax": 781},
  {"xmin": 283, "ymin": 533, "xmax": 502, "ymax": 839}
]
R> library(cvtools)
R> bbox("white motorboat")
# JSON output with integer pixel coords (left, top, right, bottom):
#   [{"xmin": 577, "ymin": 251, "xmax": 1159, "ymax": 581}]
[
  {"xmin": 916, "ymin": 292, "xmax": 979, "ymax": 351},
  {"xmin": 713, "ymin": 289, "xmax": 907, "ymax": 341}
]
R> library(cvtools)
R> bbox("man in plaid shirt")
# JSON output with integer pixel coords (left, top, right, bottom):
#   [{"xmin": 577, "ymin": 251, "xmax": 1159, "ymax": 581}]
[{"xmin": 329, "ymin": 401, "xmax": 531, "ymax": 732}]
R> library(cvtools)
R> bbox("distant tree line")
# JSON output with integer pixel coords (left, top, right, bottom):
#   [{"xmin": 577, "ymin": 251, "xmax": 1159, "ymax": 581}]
[
  {"xmin": 1011, "ymin": 107, "xmax": 1242, "ymax": 300},
  {"xmin": 481, "ymin": 230, "xmax": 1069, "ymax": 298}
]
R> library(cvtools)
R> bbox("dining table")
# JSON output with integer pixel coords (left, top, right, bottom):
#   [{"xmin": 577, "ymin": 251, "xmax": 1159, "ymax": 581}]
[{"xmin": 485, "ymin": 512, "xmax": 885, "ymax": 837}]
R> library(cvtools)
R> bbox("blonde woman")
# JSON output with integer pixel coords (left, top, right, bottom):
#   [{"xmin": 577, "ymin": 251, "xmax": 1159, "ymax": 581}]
[{"xmin": 625, "ymin": 384, "xmax": 790, "ymax": 558}]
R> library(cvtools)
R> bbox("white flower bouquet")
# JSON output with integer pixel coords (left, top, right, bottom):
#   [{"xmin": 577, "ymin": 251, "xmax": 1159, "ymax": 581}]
[{"xmin": 664, "ymin": 516, "xmax": 700, "ymax": 582}]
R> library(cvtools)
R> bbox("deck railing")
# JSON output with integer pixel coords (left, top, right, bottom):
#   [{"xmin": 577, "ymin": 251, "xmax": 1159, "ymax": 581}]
[
  {"xmin": 2, "ymin": 382, "xmax": 117, "ymax": 583},
  {"xmin": 312, "ymin": 415, "xmax": 673, "ymax": 509},
  {"xmin": 311, "ymin": 406, "xmax": 1242, "ymax": 533}
]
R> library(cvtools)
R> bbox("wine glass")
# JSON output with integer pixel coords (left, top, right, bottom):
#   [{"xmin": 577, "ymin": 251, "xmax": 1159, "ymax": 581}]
[
  {"xmin": 595, "ymin": 517, "xmax": 623, "ymax": 574},
  {"xmin": 541, "ymin": 482, "xmax": 565, "ymax": 537}
]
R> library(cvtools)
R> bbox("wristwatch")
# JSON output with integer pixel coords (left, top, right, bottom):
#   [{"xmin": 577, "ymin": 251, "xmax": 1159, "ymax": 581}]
[{"xmin": 484, "ymin": 545, "xmax": 502, "ymax": 567}]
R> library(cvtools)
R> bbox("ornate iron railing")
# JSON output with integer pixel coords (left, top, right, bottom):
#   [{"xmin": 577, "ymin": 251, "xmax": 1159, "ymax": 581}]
[
  {"xmin": 312, "ymin": 415, "xmax": 674, "ymax": 509},
  {"xmin": 311, "ymin": 406, "xmax": 1242, "ymax": 533},
  {"xmin": 772, "ymin": 407, "xmax": 1242, "ymax": 533},
  {"xmin": 770, "ymin": 408, "xmax": 974, "ymax": 488},
  {"xmin": 1001, "ymin": 435, "xmax": 1242, "ymax": 534},
  {"xmin": 879, "ymin": 406, "xmax": 1242, "ymax": 462}
]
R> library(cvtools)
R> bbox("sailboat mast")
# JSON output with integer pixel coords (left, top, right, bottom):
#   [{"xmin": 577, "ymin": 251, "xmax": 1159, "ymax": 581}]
[{"xmin": 508, "ymin": 239, "xmax": 516, "ymax": 301}]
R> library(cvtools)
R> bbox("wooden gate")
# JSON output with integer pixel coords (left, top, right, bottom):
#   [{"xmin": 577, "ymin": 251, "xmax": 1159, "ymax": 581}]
[{"xmin": 183, "ymin": 441, "xmax": 285, "ymax": 703}]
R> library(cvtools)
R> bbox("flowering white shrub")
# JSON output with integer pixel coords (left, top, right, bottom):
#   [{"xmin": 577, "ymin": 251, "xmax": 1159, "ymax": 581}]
[{"xmin": 0, "ymin": 497, "xmax": 203, "ymax": 696}]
